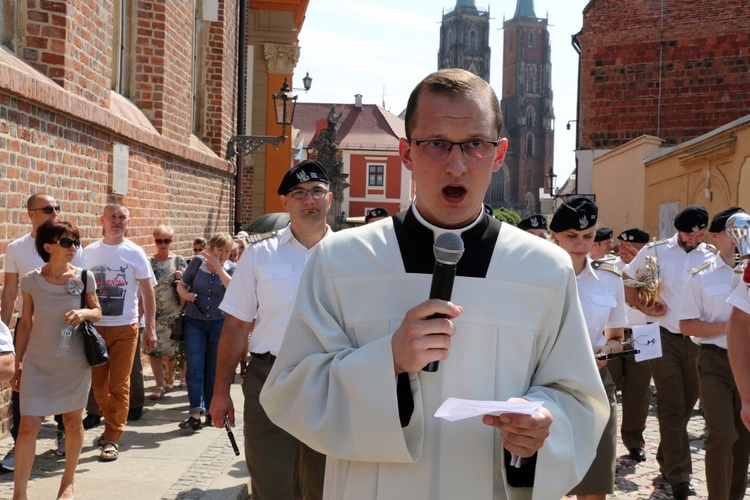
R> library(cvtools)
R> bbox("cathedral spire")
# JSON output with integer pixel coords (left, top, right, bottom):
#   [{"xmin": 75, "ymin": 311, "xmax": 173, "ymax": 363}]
[
  {"xmin": 513, "ymin": 0, "xmax": 536, "ymax": 18},
  {"xmin": 456, "ymin": 0, "xmax": 477, "ymax": 8}
]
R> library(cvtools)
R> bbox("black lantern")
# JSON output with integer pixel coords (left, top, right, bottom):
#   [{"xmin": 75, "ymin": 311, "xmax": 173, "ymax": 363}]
[{"xmin": 545, "ymin": 169, "xmax": 558, "ymax": 195}]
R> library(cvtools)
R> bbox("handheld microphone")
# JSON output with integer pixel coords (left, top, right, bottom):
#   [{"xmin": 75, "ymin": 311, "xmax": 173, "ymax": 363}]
[
  {"xmin": 595, "ymin": 348, "xmax": 640, "ymax": 361},
  {"xmin": 423, "ymin": 232, "xmax": 465, "ymax": 372},
  {"xmin": 224, "ymin": 415, "xmax": 240, "ymax": 456}
]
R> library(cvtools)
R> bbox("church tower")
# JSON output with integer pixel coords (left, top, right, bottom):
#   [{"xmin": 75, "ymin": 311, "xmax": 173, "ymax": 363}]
[
  {"xmin": 438, "ymin": 0, "xmax": 491, "ymax": 82},
  {"xmin": 488, "ymin": 0, "xmax": 554, "ymax": 215}
]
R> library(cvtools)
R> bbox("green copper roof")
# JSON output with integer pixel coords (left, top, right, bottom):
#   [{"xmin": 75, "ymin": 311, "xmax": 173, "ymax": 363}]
[
  {"xmin": 514, "ymin": 0, "xmax": 536, "ymax": 18},
  {"xmin": 456, "ymin": 0, "xmax": 477, "ymax": 8}
]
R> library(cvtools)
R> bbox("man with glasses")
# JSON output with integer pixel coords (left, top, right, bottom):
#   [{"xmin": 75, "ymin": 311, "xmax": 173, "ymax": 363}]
[
  {"xmin": 82, "ymin": 202, "xmax": 156, "ymax": 462},
  {"xmin": 258, "ymin": 69, "xmax": 608, "ymax": 499},
  {"xmin": 210, "ymin": 159, "xmax": 331, "ymax": 500},
  {"xmin": 1, "ymin": 193, "xmax": 84, "ymax": 468}
]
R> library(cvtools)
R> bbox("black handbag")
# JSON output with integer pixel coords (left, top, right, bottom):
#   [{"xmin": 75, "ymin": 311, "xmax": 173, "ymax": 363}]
[
  {"xmin": 170, "ymin": 306, "xmax": 185, "ymax": 342},
  {"xmin": 78, "ymin": 270, "xmax": 109, "ymax": 366}
]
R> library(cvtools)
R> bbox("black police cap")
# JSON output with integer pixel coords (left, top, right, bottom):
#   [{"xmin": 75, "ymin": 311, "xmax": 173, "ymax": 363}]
[
  {"xmin": 617, "ymin": 228, "xmax": 650, "ymax": 244},
  {"xmin": 709, "ymin": 206, "xmax": 744, "ymax": 233},
  {"xmin": 673, "ymin": 205, "xmax": 708, "ymax": 233},
  {"xmin": 549, "ymin": 196, "xmax": 598, "ymax": 232},
  {"xmin": 518, "ymin": 214, "xmax": 548, "ymax": 231},
  {"xmin": 277, "ymin": 160, "xmax": 330, "ymax": 195},
  {"xmin": 594, "ymin": 227, "xmax": 613, "ymax": 242},
  {"xmin": 365, "ymin": 207, "xmax": 389, "ymax": 223}
]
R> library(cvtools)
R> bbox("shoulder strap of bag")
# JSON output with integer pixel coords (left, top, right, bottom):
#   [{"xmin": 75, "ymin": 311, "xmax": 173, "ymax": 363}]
[{"xmin": 81, "ymin": 269, "xmax": 88, "ymax": 309}]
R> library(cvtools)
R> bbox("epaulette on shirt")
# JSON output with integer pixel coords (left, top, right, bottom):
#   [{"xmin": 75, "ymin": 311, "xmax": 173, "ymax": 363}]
[
  {"xmin": 246, "ymin": 231, "xmax": 278, "ymax": 245},
  {"xmin": 644, "ymin": 239, "xmax": 668, "ymax": 249},
  {"xmin": 688, "ymin": 261, "xmax": 711, "ymax": 276},
  {"xmin": 705, "ymin": 244, "xmax": 718, "ymax": 254},
  {"xmin": 591, "ymin": 260, "xmax": 622, "ymax": 276}
]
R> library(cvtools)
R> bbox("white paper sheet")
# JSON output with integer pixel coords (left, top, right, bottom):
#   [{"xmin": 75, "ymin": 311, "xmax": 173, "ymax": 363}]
[
  {"xmin": 434, "ymin": 397, "xmax": 543, "ymax": 422},
  {"xmin": 632, "ymin": 323, "xmax": 663, "ymax": 361}
]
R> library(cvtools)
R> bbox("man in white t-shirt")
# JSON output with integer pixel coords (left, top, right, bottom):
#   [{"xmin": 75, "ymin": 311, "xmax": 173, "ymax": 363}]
[
  {"xmin": 1, "ymin": 193, "xmax": 84, "ymax": 468},
  {"xmin": 0, "ymin": 307, "xmax": 15, "ymax": 382},
  {"xmin": 83, "ymin": 203, "xmax": 156, "ymax": 462}
]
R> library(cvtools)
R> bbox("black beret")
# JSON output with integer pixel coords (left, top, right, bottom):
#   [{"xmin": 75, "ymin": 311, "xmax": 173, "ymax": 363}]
[
  {"xmin": 617, "ymin": 228, "xmax": 650, "ymax": 244},
  {"xmin": 365, "ymin": 207, "xmax": 389, "ymax": 223},
  {"xmin": 549, "ymin": 196, "xmax": 598, "ymax": 232},
  {"xmin": 483, "ymin": 204, "xmax": 495, "ymax": 218},
  {"xmin": 709, "ymin": 206, "xmax": 744, "ymax": 233},
  {"xmin": 673, "ymin": 205, "xmax": 708, "ymax": 233},
  {"xmin": 594, "ymin": 227, "xmax": 613, "ymax": 242},
  {"xmin": 518, "ymin": 214, "xmax": 548, "ymax": 231},
  {"xmin": 277, "ymin": 159, "xmax": 330, "ymax": 195}
]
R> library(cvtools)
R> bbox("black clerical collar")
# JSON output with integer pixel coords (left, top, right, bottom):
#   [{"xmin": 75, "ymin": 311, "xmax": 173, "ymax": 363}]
[{"xmin": 392, "ymin": 205, "xmax": 500, "ymax": 278}]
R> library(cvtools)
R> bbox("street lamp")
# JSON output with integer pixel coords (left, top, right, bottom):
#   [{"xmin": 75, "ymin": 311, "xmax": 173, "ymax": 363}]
[
  {"xmin": 296, "ymin": 72, "xmax": 313, "ymax": 92},
  {"xmin": 545, "ymin": 169, "xmax": 559, "ymax": 196},
  {"xmin": 226, "ymin": 78, "xmax": 298, "ymax": 159},
  {"xmin": 566, "ymin": 119, "xmax": 577, "ymax": 130}
]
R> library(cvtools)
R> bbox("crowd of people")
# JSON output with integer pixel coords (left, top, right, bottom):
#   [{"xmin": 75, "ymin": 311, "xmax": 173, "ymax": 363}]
[{"xmin": 1, "ymin": 68, "xmax": 750, "ymax": 499}]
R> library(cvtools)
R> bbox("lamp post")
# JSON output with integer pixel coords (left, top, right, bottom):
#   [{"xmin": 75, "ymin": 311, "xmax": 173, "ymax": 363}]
[
  {"xmin": 226, "ymin": 78, "xmax": 298, "ymax": 159},
  {"xmin": 545, "ymin": 169, "xmax": 559, "ymax": 197}
]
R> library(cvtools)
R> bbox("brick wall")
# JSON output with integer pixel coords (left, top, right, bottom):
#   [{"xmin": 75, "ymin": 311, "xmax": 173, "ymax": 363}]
[
  {"xmin": 577, "ymin": 0, "xmax": 750, "ymax": 149},
  {"xmin": 0, "ymin": 0, "xmax": 239, "ymax": 437}
]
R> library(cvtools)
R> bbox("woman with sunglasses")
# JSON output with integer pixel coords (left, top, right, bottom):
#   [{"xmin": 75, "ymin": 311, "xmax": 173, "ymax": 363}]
[
  {"xmin": 146, "ymin": 225, "xmax": 187, "ymax": 400},
  {"xmin": 11, "ymin": 220, "xmax": 101, "ymax": 499},
  {"xmin": 176, "ymin": 233, "xmax": 236, "ymax": 430},
  {"xmin": 549, "ymin": 196, "xmax": 627, "ymax": 500}
]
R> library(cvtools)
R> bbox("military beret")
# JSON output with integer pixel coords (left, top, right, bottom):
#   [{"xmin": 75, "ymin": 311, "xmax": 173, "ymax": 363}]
[
  {"xmin": 277, "ymin": 159, "xmax": 330, "ymax": 195},
  {"xmin": 673, "ymin": 205, "xmax": 708, "ymax": 233},
  {"xmin": 594, "ymin": 227, "xmax": 613, "ymax": 242},
  {"xmin": 617, "ymin": 228, "xmax": 650, "ymax": 244},
  {"xmin": 709, "ymin": 206, "xmax": 744, "ymax": 233},
  {"xmin": 518, "ymin": 214, "xmax": 548, "ymax": 231},
  {"xmin": 483, "ymin": 204, "xmax": 495, "ymax": 218},
  {"xmin": 549, "ymin": 196, "xmax": 598, "ymax": 232},
  {"xmin": 365, "ymin": 207, "xmax": 389, "ymax": 223}
]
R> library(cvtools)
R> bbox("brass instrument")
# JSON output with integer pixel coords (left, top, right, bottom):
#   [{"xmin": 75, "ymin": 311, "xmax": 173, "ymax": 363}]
[
  {"xmin": 636, "ymin": 256, "xmax": 661, "ymax": 307},
  {"xmin": 727, "ymin": 212, "xmax": 750, "ymax": 284}
]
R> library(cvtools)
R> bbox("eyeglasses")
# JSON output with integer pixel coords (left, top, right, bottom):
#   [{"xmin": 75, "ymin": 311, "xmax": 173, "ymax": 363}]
[
  {"xmin": 286, "ymin": 188, "xmax": 329, "ymax": 200},
  {"xmin": 31, "ymin": 205, "xmax": 61, "ymax": 215},
  {"xmin": 410, "ymin": 139, "xmax": 499, "ymax": 159},
  {"xmin": 53, "ymin": 237, "xmax": 81, "ymax": 249},
  {"xmin": 155, "ymin": 238, "xmax": 172, "ymax": 245}
]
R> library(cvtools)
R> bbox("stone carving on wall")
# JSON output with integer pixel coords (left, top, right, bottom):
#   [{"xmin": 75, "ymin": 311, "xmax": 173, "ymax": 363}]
[{"xmin": 263, "ymin": 43, "xmax": 300, "ymax": 74}]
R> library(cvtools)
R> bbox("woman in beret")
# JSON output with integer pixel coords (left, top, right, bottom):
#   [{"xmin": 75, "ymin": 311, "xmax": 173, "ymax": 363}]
[{"xmin": 549, "ymin": 196, "xmax": 628, "ymax": 500}]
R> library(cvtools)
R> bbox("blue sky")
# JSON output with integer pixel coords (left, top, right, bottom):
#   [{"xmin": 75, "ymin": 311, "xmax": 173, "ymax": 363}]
[{"xmin": 294, "ymin": 0, "xmax": 592, "ymax": 182}]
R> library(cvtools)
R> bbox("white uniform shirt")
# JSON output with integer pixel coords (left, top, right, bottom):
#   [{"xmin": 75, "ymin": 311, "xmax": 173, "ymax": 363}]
[
  {"xmin": 219, "ymin": 225, "xmax": 331, "ymax": 356},
  {"xmin": 5, "ymin": 233, "xmax": 84, "ymax": 312},
  {"xmin": 624, "ymin": 233, "xmax": 714, "ymax": 333},
  {"xmin": 577, "ymin": 257, "xmax": 628, "ymax": 347},
  {"xmin": 0, "ymin": 305, "xmax": 13, "ymax": 353},
  {"xmin": 614, "ymin": 257, "xmax": 647, "ymax": 326},
  {"xmin": 727, "ymin": 271, "xmax": 750, "ymax": 315},
  {"xmin": 679, "ymin": 254, "xmax": 736, "ymax": 349}
]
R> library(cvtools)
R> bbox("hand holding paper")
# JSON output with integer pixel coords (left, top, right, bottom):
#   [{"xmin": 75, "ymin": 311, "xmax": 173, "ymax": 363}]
[{"xmin": 435, "ymin": 397, "xmax": 543, "ymax": 422}]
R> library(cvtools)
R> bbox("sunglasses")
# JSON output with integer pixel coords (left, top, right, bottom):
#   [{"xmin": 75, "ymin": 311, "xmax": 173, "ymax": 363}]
[
  {"xmin": 31, "ymin": 205, "xmax": 62, "ymax": 215},
  {"xmin": 155, "ymin": 238, "xmax": 172, "ymax": 245},
  {"xmin": 54, "ymin": 237, "xmax": 81, "ymax": 249}
]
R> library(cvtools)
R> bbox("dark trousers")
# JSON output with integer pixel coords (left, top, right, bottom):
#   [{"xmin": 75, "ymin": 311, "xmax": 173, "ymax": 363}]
[
  {"xmin": 242, "ymin": 354, "xmax": 326, "ymax": 500},
  {"xmin": 651, "ymin": 329, "xmax": 699, "ymax": 486},
  {"xmin": 608, "ymin": 328, "xmax": 652, "ymax": 450},
  {"xmin": 697, "ymin": 345, "xmax": 750, "ymax": 500}
]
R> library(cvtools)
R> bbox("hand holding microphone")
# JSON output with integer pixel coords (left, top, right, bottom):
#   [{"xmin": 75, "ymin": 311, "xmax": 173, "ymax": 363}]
[{"xmin": 423, "ymin": 232, "xmax": 465, "ymax": 372}]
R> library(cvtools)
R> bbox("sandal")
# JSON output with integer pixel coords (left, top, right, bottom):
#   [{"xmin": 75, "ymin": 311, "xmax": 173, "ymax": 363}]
[
  {"xmin": 149, "ymin": 386, "xmax": 165, "ymax": 400},
  {"xmin": 99, "ymin": 442, "xmax": 119, "ymax": 462},
  {"xmin": 97, "ymin": 434, "xmax": 106, "ymax": 446}
]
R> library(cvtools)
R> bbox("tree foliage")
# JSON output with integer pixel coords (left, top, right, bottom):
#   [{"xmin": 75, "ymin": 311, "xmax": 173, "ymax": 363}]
[{"xmin": 492, "ymin": 207, "xmax": 521, "ymax": 226}]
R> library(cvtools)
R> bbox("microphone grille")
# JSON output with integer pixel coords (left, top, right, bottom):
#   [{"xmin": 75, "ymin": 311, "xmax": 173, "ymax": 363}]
[{"xmin": 434, "ymin": 232, "xmax": 465, "ymax": 265}]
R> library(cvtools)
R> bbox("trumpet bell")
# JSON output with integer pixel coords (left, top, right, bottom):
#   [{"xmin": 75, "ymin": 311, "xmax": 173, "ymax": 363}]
[{"xmin": 726, "ymin": 213, "xmax": 750, "ymax": 261}]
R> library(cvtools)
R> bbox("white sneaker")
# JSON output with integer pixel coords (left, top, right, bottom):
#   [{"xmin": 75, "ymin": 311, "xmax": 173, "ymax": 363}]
[
  {"xmin": 56, "ymin": 430, "xmax": 66, "ymax": 457},
  {"xmin": 1, "ymin": 447, "xmax": 15, "ymax": 471}
]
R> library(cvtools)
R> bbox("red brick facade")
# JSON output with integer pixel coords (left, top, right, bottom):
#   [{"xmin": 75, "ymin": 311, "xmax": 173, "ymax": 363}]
[
  {"xmin": 576, "ymin": 0, "xmax": 750, "ymax": 149},
  {"xmin": 0, "ymin": 0, "xmax": 240, "ymax": 436}
]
